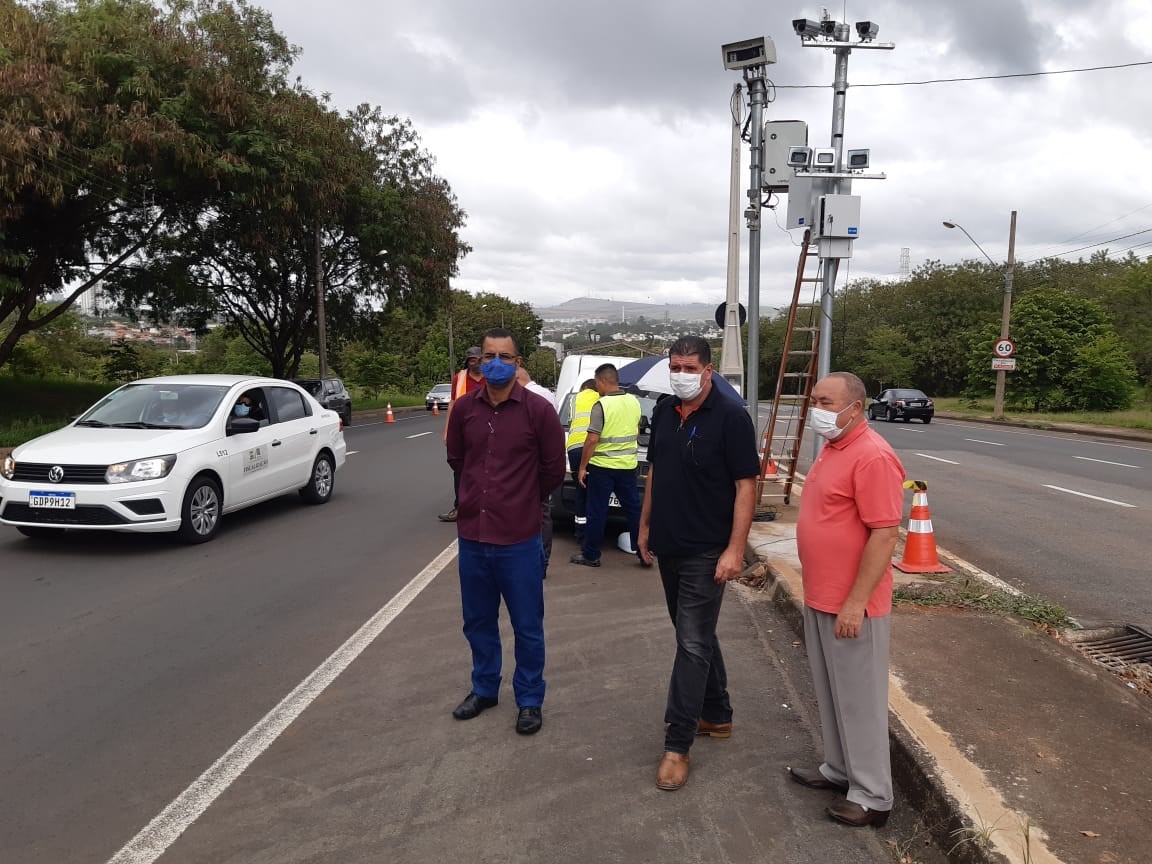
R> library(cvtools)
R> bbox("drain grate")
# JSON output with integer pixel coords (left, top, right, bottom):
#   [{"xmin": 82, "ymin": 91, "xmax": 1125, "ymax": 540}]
[{"xmin": 1069, "ymin": 625, "xmax": 1152, "ymax": 670}]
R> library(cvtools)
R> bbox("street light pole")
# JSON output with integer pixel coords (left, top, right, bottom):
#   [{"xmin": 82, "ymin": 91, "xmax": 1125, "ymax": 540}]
[
  {"xmin": 993, "ymin": 211, "xmax": 1018, "ymax": 420},
  {"xmin": 943, "ymin": 211, "xmax": 1018, "ymax": 419}
]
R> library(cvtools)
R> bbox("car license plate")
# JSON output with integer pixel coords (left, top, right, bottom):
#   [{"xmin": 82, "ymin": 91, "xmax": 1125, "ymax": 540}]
[
  {"xmin": 608, "ymin": 493, "xmax": 621, "ymax": 508},
  {"xmin": 29, "ymin": 490, "xmax": 76, "ymax": 510}
]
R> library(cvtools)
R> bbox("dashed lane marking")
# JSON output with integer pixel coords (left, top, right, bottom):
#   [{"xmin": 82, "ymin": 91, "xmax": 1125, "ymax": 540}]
[
  {"xmin": 1073, "ymin": 456, "xmax": 1139, "ymax": 468},
  {"xmin": 105, "ymin": 541, "xmax": 460, "ymax": 864},
  {"xmin": 406, "ymin": 431, "xmax": 434, "ymax": 439},
  {"xmin": 1042, "ymin": 485, "xmax": 1136, "ymax": 508},
  {"xmin": 915, "ymin": 453, "xmax": 959, "ymax": 465},
  {"xmin": 963, "ymin": 438, "xmax": 1004, "ymax": 446}
]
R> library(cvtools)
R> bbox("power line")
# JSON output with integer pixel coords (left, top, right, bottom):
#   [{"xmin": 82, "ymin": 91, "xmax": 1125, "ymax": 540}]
[
  {"xmin": 1020, "ymin": 227, "xmax": 1152, "ymax": 265},
  {"xmin": 774, "ymin": 59, "xmax": 1152, "ymax": 89},
  {"xmin": 1030, "ymin": 201, "xmax": 1152, "ymax": 259}
]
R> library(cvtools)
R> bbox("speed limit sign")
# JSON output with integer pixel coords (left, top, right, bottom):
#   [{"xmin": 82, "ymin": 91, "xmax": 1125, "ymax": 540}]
[{"xmin": 993, "ymin": 338, "xmax": 1015, "ymax": 358}]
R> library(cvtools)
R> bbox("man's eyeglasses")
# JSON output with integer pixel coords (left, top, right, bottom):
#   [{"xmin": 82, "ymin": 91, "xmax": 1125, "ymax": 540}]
[{"xmin": 480, "ymin": 353, "xmax": 518, "ymax": 362}]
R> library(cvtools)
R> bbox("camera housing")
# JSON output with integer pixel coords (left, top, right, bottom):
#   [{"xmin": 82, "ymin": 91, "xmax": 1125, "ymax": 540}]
[
  {"xmin": 855, "ymin": 21, "xmax": 879, "ymax": 41},
  {"xmin": 812, "ymin": 148, "xmax": 837, "ymax": 169},
  {"xmin": 787, "ymin": 146, "xmax": 812, "ymax": 168},
  {"xmin": 721, "ymin": 36, "xmax": 777, "ymax": 70},
  {"xmin": 846, "ymin": 149, "xmax": 870, "ymax": 169},
  {"xmin": 792, "ymin": 18, "xmax": 821, "ymax": 39}
]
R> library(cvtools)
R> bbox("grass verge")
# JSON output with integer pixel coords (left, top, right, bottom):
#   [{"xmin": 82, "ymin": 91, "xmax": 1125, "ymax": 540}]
[
  {"xmin": 933, "ymin": 395, "xmax": 1152, "ymax": 431},
  {"xmin": 894, "ymin": 577, "xmax": 1071, "ymax": 630}
]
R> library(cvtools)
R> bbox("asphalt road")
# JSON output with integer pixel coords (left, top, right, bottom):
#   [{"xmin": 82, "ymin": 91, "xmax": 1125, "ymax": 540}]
[
  {"xmin": 0, "ymin": 411, "xmax": 905, "ymax": 864},
  {"xmin": 0, "ymin": 411, "xmax": 457, "ymax": 863},
  {"xmin": 760, "ymin": 405, "xmax": 1152, "ymax": 627}
]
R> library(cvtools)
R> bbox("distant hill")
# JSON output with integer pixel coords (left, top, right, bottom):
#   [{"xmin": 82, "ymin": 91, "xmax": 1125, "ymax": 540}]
[{"xmin": 533, "ymin": 297, "xmax": 717, "ymax": 323}]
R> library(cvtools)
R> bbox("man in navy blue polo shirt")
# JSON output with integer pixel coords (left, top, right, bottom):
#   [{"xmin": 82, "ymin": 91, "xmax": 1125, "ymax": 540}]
[{"xmin": 639, "ymin": 335, "xmax": 760, "ymax": 791}]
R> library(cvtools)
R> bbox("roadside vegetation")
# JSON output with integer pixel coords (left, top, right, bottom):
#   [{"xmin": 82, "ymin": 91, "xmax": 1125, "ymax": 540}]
[
  {"xmin": 934, "ymin": 391, "xmax": 1152, "ymax": 431},
  {"xmin": 894, "ymin": 578, "xmax": 1071, "ymax": 631}
]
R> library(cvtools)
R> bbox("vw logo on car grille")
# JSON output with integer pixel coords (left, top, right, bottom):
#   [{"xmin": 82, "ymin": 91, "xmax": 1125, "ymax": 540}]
[{"xmin": 49, "ymin": 465, "xmax": 65, "ymax": 483}]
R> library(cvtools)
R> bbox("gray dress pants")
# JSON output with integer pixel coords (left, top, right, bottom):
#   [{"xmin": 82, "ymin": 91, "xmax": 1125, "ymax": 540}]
[{"xmin": 802, "ymin": 604, "xmax": 893, "ymax": 811}]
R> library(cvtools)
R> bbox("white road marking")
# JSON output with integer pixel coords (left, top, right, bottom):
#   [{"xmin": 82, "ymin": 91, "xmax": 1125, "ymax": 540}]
[
  {"xmin": 346, "ymin": 450, "xmax": 359, "ymax": 455},
  {"xmin": 347, "ymin": 421, "xmax": 384, "ymax": 428},
  {"xmin": 1073, "ymin": 456, "xmax": 1139, "ymax": 468},
  {"xmin": 1042, "ymin": 485, "xmax": 1136, "ymax": 508},
  {"xmin": 963, "ymin": 438, "xmax": 1004, "ymax": 446},
  {"xmin": 105, "ymin": 541, "xmax": 460, "ymax": 864},
  {"xmin": 916, "ymin": 453, "xmax": 959, "ymax": 464},
  {"xmin": 406, "ymin": 431, "xmax": 434, "ymax": 439}
]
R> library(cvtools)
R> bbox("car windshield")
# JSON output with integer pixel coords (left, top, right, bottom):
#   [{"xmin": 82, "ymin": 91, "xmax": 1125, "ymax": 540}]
[
  {"xmin": 892, "ymin": 389, "xmax": 928, "ymax": 399},
  {"xmin": 295, "ymin": 380, "xmax": 323, "ymax": 397},
  {"xmin": 76, "ymin": 383, "xmax": 230, "ymax": 430},
  {"xmin": 431, "ymin": 384, "xmax": 452, "ymax": 395}
]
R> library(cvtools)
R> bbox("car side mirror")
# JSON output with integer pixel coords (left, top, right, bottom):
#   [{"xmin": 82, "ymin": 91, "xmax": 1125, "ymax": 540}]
[{"xmin": 227, "ymin": 416, "xmax": 261, "ymax": 435}]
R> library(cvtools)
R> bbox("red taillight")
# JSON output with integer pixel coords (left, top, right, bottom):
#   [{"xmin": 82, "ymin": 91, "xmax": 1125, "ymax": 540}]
[{"xmin": 339, "ymin": 418, "xmax": 344, "ymax": 431}]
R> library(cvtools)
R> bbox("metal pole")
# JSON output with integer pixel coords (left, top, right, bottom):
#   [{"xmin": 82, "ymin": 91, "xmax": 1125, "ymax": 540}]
[
  {"xmin": 814, "ymin": 31, "xmax": 851, "ymax": 458},
  {"xmin": 993, "ymin": 210, "xmax": 1017, "ymax": 420},
  {"xmin": 446, "ymin": 289, "xmax": 455, "ymax": 383},
  {"xmin": 744, "ymin": 70, "xmax": 766, "ymax": 428},
  {"xmin": 720, "ymin": 83, "xmax": 745, "ymax": 394},
  {"xmin": 315, "ymin": 223, "xmax": 328, "ymax": 378}
]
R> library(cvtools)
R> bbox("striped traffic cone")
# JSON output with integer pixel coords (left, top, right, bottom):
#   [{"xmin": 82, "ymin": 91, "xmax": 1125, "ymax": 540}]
[
  {"xmin": 894, "ymin": 481, "xmax": 951, "ymax": 574},
  {"xmin": 432, "ymin": 400, "xmax": 440, "ymax": 416},
  {"xmin": 385, "ymin": 403, "xmax": 396, "ymax": 424}
]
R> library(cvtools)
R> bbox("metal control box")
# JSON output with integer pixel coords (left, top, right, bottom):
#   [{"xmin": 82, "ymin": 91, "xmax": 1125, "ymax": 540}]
[
  {"xmin": 818, "ymin": 194, "xmax": 861, "ymax": 238},
  {"xmin": 762, "ymin": 120, "xmax": 808, "ymax": 191},
  {"xmin": 786, "ymin": 175, "xmax": 824, "ymax": 229}
]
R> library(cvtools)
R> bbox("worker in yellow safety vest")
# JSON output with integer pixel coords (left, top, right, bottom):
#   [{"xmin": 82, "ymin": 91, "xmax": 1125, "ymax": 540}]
[
  {"xmin": 565, "ymin": 379, "xmax": 599, "ymax": 545},
  {"xmin": 571, "ymin": 363, "xmax": 644, "ymax": 567}
]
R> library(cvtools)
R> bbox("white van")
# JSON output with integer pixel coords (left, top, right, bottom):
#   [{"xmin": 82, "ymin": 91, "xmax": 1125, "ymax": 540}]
[{"xmin": 551, "ymin": 354, "xmax": 657, "ymax": 522}]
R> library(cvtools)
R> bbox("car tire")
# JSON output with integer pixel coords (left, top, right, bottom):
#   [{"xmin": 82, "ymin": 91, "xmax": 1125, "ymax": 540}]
[
  {"xmin": 886, "ymin": 407, "xmax": 896, "ymax": 422},
  {"xmin": 923, "ymin": 416, "xmax": 932, "ymax": 424},
  {"xmin": 178, "ymin": 476, "xmax": 222, "ymax": 544},
  {"xmin": 342, "ymin": 411, "xmax": 352, "ymax": 427},
  {"xmin": 902, "ymin": 415, "xmax": 911, "ymax": 422},
  {"xmin": 868, "ymin": 405, "xmax": 877, "ymax": 420},
  {"xmin": 300, "ymin": 452, "xmax": 335, "ymax": 505},
  {"xmin": 17, "ymin": 525, "xmax": 66, "ymax": 539}
]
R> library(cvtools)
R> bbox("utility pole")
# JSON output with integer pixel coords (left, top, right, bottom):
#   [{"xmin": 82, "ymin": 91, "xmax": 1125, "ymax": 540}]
[
  {"xmin": 315, "ymin": 223, "xmax": 328, "ymax": 379},
  {"xmin": 993, "ymin": 210, "xmax": 1017, "ymax": 420},
  {"xmin": 720, "ymin": 83, "xmax": 745, "ymax": 395},
  {"xmin": 446, "ymin": 282, "xmax": 455, "ymax": 383}
]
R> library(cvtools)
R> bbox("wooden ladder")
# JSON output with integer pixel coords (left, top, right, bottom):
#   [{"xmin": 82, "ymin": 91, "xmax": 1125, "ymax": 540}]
[{"xmin": 758, "ymin": 229, "xmax": 821, "ymax": 506}]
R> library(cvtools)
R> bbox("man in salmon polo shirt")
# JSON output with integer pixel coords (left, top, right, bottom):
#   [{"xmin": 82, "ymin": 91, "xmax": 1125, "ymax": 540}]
[{"xmin": 793, "ymin": 371, "xmax": 905, "ymax": 828}]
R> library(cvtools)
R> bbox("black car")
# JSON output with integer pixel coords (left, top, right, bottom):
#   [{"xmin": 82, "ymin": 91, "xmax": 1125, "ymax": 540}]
[
  {"xmin": 868, "ymin": 388, "xmax": 934, "ymax": 423},
  {"xmin": 292, "ymin": 377, "xmax": 353, "ymax": 427}
]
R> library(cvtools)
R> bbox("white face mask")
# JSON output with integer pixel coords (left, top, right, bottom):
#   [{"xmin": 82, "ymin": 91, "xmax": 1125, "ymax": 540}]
[
  {"xmin": 808, "ymin": 402, "xmax": 857, "ymax": 440},
  {"xmin": 669, "ymin": 372, "xmax": 703, "ymax": 401}
]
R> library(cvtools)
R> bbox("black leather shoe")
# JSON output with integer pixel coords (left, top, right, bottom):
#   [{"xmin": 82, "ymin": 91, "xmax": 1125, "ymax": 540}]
[
  {"xmin": 516, "ymin": 707, "xmax": 543, "ymax": 735},
  {"xmin": 452, "ymin": 692, "xmax": 498, "ymax": 720},
  {"xmin": 788, "ymin": 765, "xmax": 850, "ymax": 791},
  {"xmin": 827, "ymin": 799, "xmax": 890, "ymax": 828},
  {"xmin": 569, "ymin": 554, "xmax": 600, "ymax": 567}
]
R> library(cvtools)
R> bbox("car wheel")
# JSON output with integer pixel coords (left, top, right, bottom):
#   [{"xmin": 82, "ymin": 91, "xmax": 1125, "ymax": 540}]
[
  {"xmin": 178, "ymin": 476, "xmax": 222, "ymax": 544},
  {"xmin": 867, "ymin": 405, "xmax": 876, "ymax": 420},
  {"xmin": 886, "ymin": 407, "xmax": 896, "ymax": 422},
  {"xmin": 923, "ymin": 416, "xmax": 932, "ymax": 424},
  {"xmin": 17, "ymin": 526, "xmax": 66, "ymax": 539},
  {"xmin": 902, "ymin": 415, "xmax": 911, "ymax": 422},
  {"xmin": 300, "ymin": 452, "xmax": 335, "ymax": 505},
  {"xmin": 342, "ymin": 410, "xmax": 352, "ymax": 427}
]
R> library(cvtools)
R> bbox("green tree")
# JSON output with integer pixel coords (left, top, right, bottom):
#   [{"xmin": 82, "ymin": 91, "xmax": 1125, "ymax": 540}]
[
  {"xmin": 0, "ymin": 0, "xmax": 297, "ymax": 370},
  {"xmin": 965, "ymin": 288, "xmax": 1137, "ymax": 411},
  {"xmin": 857, "ymin": 325, "xmax": 916, "ymax": 393},
  {"xmin": 525, "ymin": 348, "xmax": 558, "ymax": 388}
]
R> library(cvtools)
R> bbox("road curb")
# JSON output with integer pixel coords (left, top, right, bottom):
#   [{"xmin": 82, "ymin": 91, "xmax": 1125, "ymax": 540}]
[{"xmin": 745, "ymin": 549, "xmax": 1011, "ymax": 864}]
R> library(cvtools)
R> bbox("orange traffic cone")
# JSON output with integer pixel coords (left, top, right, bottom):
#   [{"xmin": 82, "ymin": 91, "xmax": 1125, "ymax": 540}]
[
  {"xmin": 385, "ymin": 403, "xmax": 396, "ymax": 424},
  {"xmin": 894, "ymin": 481, "xmax": 951, "ymax": 574},
  {"xmin": 432, "ymin": 400, "xmax": 440, "ymax": 416},
  {"xmin": 766, "ymin": 458, "xmax": 778, "ymax": 476}
]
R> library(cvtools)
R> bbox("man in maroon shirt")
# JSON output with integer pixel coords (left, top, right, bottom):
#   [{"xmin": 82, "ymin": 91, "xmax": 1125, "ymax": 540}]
[{"xmin": 445, "ymin": 329, "xmax": 567, "ymax": 735}]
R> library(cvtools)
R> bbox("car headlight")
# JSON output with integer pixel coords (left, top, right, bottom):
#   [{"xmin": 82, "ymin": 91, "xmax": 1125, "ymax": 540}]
[
  {"xmin": 106, "ymin": 454, "xmax": 178, "ymax": 484},
  {"xmin": 1, "ymin": 455, "xmax": 14, "ymax": 480}
]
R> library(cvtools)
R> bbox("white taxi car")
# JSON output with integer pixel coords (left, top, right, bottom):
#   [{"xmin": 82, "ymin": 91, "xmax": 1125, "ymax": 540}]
[{"xmin": 0, "ymin": 375, "xmax": 347, "ymax": 543}]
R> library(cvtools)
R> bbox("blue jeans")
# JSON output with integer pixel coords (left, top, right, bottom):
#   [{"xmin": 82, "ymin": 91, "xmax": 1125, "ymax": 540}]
[
  {"xmin": 659, "ymin": 549, "xmax": 732, "ymax": 754},
  {"xmin": 458, "ymin": 536, "xmax": 546, "ymax": 707},
  {"xmin": 581, "ymin": 464, "xmax": 641, "ymax": 562}
]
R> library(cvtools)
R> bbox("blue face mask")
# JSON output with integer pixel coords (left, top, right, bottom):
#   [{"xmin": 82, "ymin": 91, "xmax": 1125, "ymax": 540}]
[
  {"xmin": 234, "ymin": 404, "xmax": 251, "ymax": 417},
  {"xmin": 481, "ymin": 357, "xmax": 517, "ymax": 387}
]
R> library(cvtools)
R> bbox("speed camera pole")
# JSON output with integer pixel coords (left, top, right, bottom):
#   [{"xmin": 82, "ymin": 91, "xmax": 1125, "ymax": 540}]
[
  {"xmin": 744, "ymin": 69, "xmax": 767, "ymax": 426},
  {"xmin": 719, "ymin": 83, "xmax": 745, "ymax": 395},
  {"xmin": 817, "ymin": 27, "xmax": 851, "ymax": 385}
]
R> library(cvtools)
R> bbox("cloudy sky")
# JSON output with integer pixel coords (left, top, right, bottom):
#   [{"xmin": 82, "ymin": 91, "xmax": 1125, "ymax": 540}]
[{"xmin": 255, "ymin": 0, "xmax": 1152, "ymax": 312}]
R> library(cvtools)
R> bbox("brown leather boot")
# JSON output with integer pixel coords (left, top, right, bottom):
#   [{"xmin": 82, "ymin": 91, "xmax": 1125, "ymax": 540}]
[
  {"xmin": 695, "ymin": 719, "xmax": 732, "ymax": 738},
  {"xmin": 655, "ymin": 751, "xmax": 691, "ymax": 791}
]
